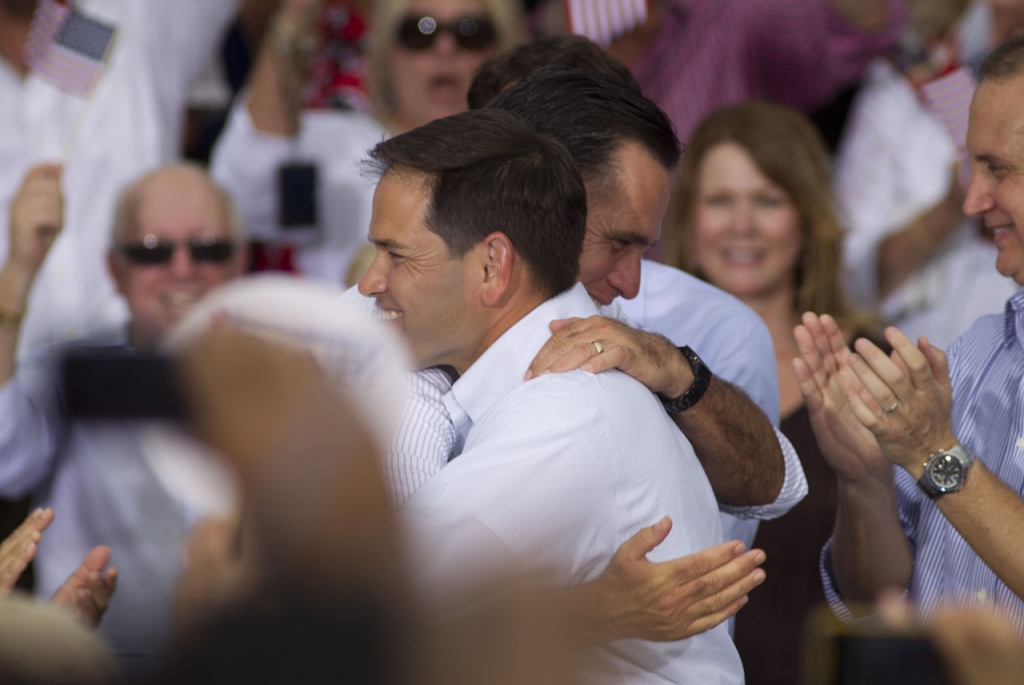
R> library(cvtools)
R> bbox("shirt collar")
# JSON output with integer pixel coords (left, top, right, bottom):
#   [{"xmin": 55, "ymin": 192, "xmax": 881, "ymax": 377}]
[
  {"xmin": 1005, "ymin": 287, "xmax": 1024, "ymax": 344},
  {"xmin": 445, "ymin": 283, "xmax": 598, "ymax": 428}
]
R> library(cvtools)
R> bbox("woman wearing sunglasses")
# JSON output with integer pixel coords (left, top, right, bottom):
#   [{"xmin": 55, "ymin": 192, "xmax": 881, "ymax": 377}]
[{"xmin": 210, "ymin": 0, "xmax": 524, "ymax": 288}]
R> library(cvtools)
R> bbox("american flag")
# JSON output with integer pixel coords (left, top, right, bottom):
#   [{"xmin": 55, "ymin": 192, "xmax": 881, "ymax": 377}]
[
  {"xmin": 566, "ymin": 0, "xmax": 648, "ymax": 47},
  {"xmin": 25, "ymin": 0, "xmax": 117, "ymax": 97}
]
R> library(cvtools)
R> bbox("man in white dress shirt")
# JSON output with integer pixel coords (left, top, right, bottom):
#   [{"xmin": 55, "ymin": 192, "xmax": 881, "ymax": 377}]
[{"xmin": 358, "ymin": 108, "xmax": 743, "ymax": 682}]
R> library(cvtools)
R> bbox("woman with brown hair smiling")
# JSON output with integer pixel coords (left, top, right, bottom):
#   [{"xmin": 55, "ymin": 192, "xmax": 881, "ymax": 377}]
[{"xmin": 664, "ymin": 100, "xmax": 882, "ymax": 685}]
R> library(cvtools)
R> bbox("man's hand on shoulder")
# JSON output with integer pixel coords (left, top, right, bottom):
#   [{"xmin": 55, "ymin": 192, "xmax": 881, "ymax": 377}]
[
  {"xmin": 525, "ymin": 316, "xmax": 692, "ymax": 399},
  {"xmin": 576, "ymin": 517, "xmax": 766, "ymax": 643}
]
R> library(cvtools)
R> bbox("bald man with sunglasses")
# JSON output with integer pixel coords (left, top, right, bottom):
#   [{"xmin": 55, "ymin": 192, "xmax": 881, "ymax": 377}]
[{"xmin": 0, "ymin": 163, "xmax": 247, "ymax": 675}]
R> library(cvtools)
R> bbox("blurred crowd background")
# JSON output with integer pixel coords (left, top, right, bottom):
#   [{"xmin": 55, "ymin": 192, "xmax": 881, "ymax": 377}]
[{"xmin": 0, "ymin": 0, "xmax": 1022, "ymax": 683}]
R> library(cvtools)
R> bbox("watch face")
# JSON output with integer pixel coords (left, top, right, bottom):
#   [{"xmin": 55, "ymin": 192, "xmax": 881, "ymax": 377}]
[{"xmin": 928, "ymin": 454, "xmax": 965, "ymax": 490}]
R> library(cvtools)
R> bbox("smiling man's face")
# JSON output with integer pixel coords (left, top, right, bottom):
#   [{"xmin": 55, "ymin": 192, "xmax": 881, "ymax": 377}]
[
  {"xmin": 963, "ymin": 73, "xmax": 1024, "ymax": 286},
  {"xmin": 358, "ymin": 170, "xmax": 477, "ymax": 369}
]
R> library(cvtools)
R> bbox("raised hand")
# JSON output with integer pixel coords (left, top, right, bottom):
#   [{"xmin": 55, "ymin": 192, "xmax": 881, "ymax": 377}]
[
  {"xmin": 846, "ymin": 327, "xmax": 956, "ymax": 471},
  {"xmin": 0, "ymin": 507, "xmax": 54, "ymax": 594},
  {"xmin": 792, "ymin": 313, "xmax": 889, "ymax": 483},
  {"xmin": 49, "ymin": 545, "xmax": 118, "ymax": 628},
  {"xmin": 7, "ymin": 164, "xmax": 63, "ymax": 279}
]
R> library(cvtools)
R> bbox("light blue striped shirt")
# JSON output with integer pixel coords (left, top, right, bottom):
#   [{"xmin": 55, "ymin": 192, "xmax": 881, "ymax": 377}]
[{"xmin": 823, "ymin": 287, "xmax": 1024, "ymax": 630}]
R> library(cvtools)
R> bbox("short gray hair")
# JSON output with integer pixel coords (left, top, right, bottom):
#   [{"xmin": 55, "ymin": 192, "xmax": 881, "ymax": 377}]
[{"xmin": 109, "ymin": 163, "xmax": 245, "ymax": 247}]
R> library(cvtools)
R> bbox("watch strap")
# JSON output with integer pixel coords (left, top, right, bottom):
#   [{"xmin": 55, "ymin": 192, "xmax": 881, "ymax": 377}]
[{"xmin": 660, "ymin": 346, "xmax": 712, "ymax": 414}]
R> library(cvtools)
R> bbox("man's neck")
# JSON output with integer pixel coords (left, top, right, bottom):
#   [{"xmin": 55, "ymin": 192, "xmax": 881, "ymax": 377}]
[
  {"xmin": 0, "ymin": 7, "xmax": 31, "ymax": 78},
  {"xmin": 451, "ymin": 292, "xmax": 548, "ymax": 377}
]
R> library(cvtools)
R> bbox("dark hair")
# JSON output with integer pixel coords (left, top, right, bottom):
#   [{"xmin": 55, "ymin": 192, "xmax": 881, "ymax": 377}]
[
  {"xmin": 485, "ymin": 68, "xmax": 680, "ymax": 190},
  {"xmin": 467, "ymin": 35, "xmax": 641, "ymax": 110},
  {"xmin": 365, "ymin": 109, "xmax": 587, "ymax": 298},
  {"xmin": 978, "ymin": 33, "xmax": 1024, "ymax": 83}
]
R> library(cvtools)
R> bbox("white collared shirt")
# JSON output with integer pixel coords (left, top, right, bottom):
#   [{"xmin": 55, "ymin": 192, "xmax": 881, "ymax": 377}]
[
  {"xmin": 341, "ymin": 260, "xmax": 808, "ymax": 548},
  {"xmin": 401, "ymin": 284, "xmax": 743, "ymax": 684}
]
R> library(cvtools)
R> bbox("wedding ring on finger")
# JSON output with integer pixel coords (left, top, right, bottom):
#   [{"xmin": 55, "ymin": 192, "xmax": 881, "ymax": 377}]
[
  {"xmin": 592, "ymin": 341, "xmax": 604, "ymax": 355},
  {"xmin": 883, "ymin": 399, "xmax": 899, "ymax": 414}
]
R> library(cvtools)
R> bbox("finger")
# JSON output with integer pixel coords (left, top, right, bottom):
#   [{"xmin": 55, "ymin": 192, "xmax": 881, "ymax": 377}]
[
  {"xmin": 548, "ymin": 317, "xmax": 584, "ymax": 334},
  {"xmin": 678, "ymin": 555, "xmax": 768, "ymax": 631},
  {"xmin": 580, "ymin": 343, "xmax": 629, "ymax": 374},
  {"xmin": 0, "ymin": 508, "xmax": 53, "ymax": 557},
  {"xmin": 884, "ymin": 327, "xmax": 933, "ymax": 389},
  {"xmin": 0, "ymin": 536, "xmax": 38, "ymax": 594},
  {"xmin": 616, "ymin": 517, "xmax": 673, "ymax": 562},
  {"xmin": 848, "ymin": 385, "xmax": 883, "ymax": 432},
  {"xmin": 664, "ymin": 539, "xmax": 750, "ymax": 584},
  {"xmin": 794, "ymin": 325, "xmax": 831, "ymax": 396},
  {"xmin": 792, "ymin": 357, "xmax": 824, "ymax": 412},
  {"xmin": 800, "ymin": 313, "xmax": 834, "ymax": 371},
  {"xmin": 682, "ymin": 595, "xmax": 749, "ymax": 639},
  {"xmin": 918, "ymin": 337, "xmax": 950, "ymax": 387},
  {"xmin": 851, "ymin": 343, "xmax": 905, "ymax": 403},
  {"xmin": 78, "ymin": 545, "xmax": 111, "ymax": 573},
  {"xmin": 527, "ymin": 337, "xmax": 605, "ymax": 378},
  {"xmin": 820, "ymin": 314, "xmax": 852, "ymax": 366}
]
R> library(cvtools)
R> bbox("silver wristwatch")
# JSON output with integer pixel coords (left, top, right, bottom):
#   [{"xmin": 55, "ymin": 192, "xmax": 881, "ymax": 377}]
[{"xmin": 916, "ymin": 443, "xmax": 974, "ymax": 498}]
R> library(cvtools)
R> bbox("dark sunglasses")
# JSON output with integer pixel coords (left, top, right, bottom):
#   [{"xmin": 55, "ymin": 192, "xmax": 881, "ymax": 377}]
[
  {"xmin": 396, "ymin": 15, "xmax": 497, "ymax": 51},
  {"xmin": 120, "ymin": 235, "xmax": 237, "ymax": 266}
]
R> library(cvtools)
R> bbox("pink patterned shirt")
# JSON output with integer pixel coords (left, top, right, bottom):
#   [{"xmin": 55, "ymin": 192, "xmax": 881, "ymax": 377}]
[{"xmin": 633, "ymin": 0, "xmax": 911, "ymax": 143}]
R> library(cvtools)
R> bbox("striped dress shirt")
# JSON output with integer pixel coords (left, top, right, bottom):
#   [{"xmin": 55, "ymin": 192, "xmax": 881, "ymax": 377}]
[{"xmin": 822, "ymin": 287, "xmax": 1024, "ymax": 631}]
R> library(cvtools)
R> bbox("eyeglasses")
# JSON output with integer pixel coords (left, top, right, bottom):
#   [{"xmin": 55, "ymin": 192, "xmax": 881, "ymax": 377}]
[
  {"xmin": 119, "ymin": 235, "xmax": 237, "ymax": 266},
  {"xmin": 396, "ymin": 15, "xmax": 497, "ymax": 52}
]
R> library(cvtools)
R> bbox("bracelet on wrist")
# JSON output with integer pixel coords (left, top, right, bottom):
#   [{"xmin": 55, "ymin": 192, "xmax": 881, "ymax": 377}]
[
  {"xmin": 268, "ymin": 19, "xmax": 316, "ymax": 67},
  {"xmin": 0, "ymin": 306, "xmax": 25, "ymax": 330}
]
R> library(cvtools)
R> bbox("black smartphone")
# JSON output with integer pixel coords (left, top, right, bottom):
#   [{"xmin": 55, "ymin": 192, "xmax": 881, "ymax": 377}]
[
  {"xmin": 278, "ymin": 162, "xmax": 319, "ymax": 231},
  {"xmin": 60, "ymin": 348, "xmax": 187, "ymax": 421},
  {"xmin": 834, "ymin": 635, "xmax": 949, "ymax": 685},
  {"xmin": 804, "ymin": 605, "xmax": 952, "ymax": 685}
]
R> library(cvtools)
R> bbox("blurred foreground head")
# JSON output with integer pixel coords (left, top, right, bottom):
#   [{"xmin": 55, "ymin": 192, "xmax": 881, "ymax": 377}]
[
  {"xmin": 163, "ymin": 277, "xmax": 585, "ymax": 685},
  {"xmin": 0, "ymin": 594, "xmax": 120, "ymax": 685}
]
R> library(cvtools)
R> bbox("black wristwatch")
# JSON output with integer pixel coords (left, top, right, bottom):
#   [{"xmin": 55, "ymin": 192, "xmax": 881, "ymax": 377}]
[
  {"xmin": 916, "ymin": 443, "xmax": 974, "ymax": 498},
  {"xmin": 659, "ymin": 346, "xmax": 712, "ymax": 414}
]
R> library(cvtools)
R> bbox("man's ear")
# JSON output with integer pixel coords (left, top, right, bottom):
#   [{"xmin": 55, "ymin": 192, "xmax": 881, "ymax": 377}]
[
  {"xmin": 107, "ymin": 250, "xmax": 128, "ymax": 297},
  {"xmin": 478, "ymin": 232, "xmax": 516, "ymax": 308}
]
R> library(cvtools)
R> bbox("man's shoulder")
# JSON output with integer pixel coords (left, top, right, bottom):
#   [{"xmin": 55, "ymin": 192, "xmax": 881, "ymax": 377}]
[
  {"xmin": 487, "ymin": 368, "xmax": 668, "ymax": 435},
  {"xmin": 629, "ymin": 261, "xmax": 763, "ymax": 326},
  {"xmin": 623, "ymin": 260, "xmax": 769, "ymax": 348}
]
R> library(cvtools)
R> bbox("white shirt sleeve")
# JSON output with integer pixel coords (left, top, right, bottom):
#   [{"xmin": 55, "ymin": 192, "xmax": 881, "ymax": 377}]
[
  {"xmin": 384, "ymin": 368, "xmax": 456, "ymax": 506},
  {"xmin": 719, "ymin": 425, "xmax": 807, "ymax": 521},
  {"xmin": 834, "ymin": 60, "xmax": 957, "ymax": 309},
  {"xmin": 140, "ymin": 0, "xmax": 239, "ymax": 114},
  {"xmin": 0, "ymin": 356, "xmax": 64, "ymax": 497},
  {"xmin": 210, "ymin": 97, "xmax": 300, "ymax": 242}
]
